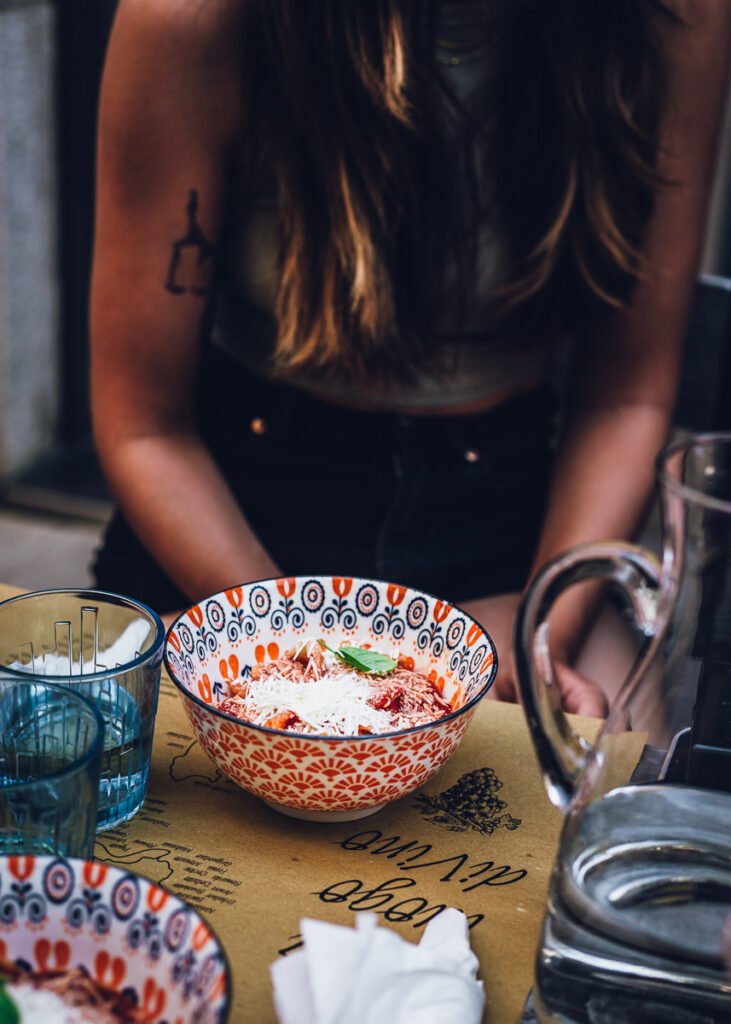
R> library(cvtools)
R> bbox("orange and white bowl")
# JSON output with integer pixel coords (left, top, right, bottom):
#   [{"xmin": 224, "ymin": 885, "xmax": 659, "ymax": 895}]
[
  {"xmin": 165, "ymin": 576, "xmax": 497, "ymax": 822},
  {"xmin": 0, "ymin": 855, "xmax": 230, "ymax": 1023}
]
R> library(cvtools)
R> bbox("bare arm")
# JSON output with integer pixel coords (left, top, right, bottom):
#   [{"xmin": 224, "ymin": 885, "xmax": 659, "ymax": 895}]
[
  {"xmin": 91, "ymin": 0, "xmax": 280, "ymax": 608},
  {"xmin": 465, "ymin": 0, "xmax": 731, "ymax": 711}
]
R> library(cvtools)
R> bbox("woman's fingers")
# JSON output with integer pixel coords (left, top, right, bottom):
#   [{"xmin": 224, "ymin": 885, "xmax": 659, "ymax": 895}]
[
  {"xmin": 553, "ymin": 661, "xmax": 608, "ymax": 718},
  {"xmin": 488, "ymin": 660, "xmax": 608, "ymax": 718}
]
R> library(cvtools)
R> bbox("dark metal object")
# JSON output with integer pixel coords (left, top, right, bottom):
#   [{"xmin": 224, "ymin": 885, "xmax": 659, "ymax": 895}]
[
  {"xmin": 684, "ymin": 437, "xmax": 731, "ymax": 791},
  {"xmin": 686, "ymin": 643, "xmax": 731, "ymax": 792},
  {"xmin": 674, "ymin": 275, "xmax": 731, "ymax": 433}
]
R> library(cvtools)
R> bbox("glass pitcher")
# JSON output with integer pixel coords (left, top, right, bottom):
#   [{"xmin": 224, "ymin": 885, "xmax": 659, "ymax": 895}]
[{"xmin": 514, "ymin": 432, "xmax": 731, "ymax": 1023}]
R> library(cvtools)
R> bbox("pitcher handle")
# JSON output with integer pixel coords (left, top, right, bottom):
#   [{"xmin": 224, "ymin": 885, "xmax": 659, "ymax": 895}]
[{"xmin": 513, "ymin": 541, "xmax": 665, "ymax": 812}]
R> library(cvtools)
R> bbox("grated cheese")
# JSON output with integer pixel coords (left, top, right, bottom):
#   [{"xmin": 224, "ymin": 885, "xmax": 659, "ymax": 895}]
[{"xmin": 240, "ymin": 673, "xmax": 393, "ymax": 735}]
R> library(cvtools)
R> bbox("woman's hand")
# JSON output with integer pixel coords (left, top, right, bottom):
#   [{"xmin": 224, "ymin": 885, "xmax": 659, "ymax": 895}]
[
  {"xmin": 492, "ymin": 658, "xmax": 608, "ymax": 718},
  {"xmin": 461, "ymin": 593, "xmax": 609, "ymax": 718}
]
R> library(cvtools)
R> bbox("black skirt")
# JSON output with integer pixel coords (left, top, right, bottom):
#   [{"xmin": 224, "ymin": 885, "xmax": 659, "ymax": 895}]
[{"xmin": 93, "ymin": 346, "xmax": 558, "ymax": 614}]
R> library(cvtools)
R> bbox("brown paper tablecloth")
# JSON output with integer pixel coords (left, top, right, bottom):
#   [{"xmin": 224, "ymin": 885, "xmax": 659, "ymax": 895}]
[
  {"xmin": 0, "ymin": 584, "xmax": 642, "ymax": 1023},
  {"xmin": 98, "ymin": 673, "xmax": 636, "ymax": 1024}
]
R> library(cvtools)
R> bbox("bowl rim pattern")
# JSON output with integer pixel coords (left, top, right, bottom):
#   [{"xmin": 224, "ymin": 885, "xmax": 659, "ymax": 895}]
[{"xmin": 164, "ymin": 574, "xmax": 498, "ymax": 743}]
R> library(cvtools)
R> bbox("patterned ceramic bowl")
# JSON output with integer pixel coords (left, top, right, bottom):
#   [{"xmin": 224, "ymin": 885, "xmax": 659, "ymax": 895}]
[
  {"xmin": 165, "ymin": 576, "xmax": 498, "ymax": 822},
  {"xmin": 0, "ymin": 854, "xmax": 230, "ymax": 1022}
]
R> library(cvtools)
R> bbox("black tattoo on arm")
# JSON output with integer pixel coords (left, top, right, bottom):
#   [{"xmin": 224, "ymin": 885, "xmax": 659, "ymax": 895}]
[{"xmin": 165, "ymin": 189, "xmax": 216, "ymax": 296}]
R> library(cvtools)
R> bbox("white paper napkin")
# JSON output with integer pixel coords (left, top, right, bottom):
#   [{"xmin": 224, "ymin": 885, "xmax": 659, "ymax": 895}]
[{"xmin": 270, "ymin": 909, "xmax": 485, "ymax": 1024}]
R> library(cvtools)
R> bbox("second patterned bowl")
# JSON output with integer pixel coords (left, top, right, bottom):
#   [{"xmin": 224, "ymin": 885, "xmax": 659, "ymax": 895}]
[
  {"xmin": 0, "ymin": 854, "xmax": 230, "ymax": 1023},
  {"xmin": 164, "ymin": 576, "xmax": 497, "ymax": 822}
]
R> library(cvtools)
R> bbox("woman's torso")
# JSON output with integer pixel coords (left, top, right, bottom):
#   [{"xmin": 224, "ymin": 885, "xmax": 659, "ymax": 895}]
[{"xmin": 210, "ymin": 0, "xmax": 562, "ymax": 415}]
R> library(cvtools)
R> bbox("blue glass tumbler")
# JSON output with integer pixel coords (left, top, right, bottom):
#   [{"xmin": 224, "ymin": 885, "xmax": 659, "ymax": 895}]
[
  {"xmin": 0, "ymin": 680, "xmax": 104, "ymax": 856},
  {"xmin": 0, "ymin": 589, "xmax": 164, "ymax": 831}
]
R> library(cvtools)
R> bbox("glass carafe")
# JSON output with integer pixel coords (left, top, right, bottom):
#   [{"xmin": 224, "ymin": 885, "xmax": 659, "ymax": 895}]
[{"xmin": 514, "ymin": 433, "xmax": 731, "ymax": 1023}]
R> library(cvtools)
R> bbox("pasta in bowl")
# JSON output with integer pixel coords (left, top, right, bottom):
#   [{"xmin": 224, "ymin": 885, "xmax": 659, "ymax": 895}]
[{"xmin": 164, "ymin": 577, "xmax": 497, "ymax": 821}]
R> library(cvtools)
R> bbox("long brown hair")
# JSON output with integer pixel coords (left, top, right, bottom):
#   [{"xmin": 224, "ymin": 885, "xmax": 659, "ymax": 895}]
[{"xmin": 240, "ymin": 0, "xmax": 677, "ymax": 381}]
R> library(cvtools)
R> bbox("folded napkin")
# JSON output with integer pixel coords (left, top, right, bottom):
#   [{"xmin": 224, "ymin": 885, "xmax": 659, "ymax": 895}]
[{"xmin": 270, "ymin": 909, "xmax": 485, "ymax": 1024}]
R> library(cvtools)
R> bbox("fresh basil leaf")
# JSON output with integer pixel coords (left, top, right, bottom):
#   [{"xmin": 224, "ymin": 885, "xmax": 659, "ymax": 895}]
[
  {"xmin": 335, "ymin": 646, "xmax": 398, "ymax": 675},
  {"xmin": 0, "ymin": 981, "xmax": 19, "ymax": 1024},
  {"xmin": 318, "ymin": 640, "xmax": 398, "ymax": 675}
]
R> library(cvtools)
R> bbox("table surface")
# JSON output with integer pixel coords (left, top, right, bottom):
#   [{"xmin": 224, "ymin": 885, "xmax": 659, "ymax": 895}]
[{"xmin": 0, "ymin": 582, "xmax": 612, "ymax": 1024}]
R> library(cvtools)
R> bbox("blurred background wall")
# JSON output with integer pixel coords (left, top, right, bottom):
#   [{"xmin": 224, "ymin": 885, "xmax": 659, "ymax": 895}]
[
  {"xmin": 0, "ymin": 1, "xmax": 59, "ymax": 482},
  {"xmin": 0, "ymin": 0, "xmax": 116, "ymax": 520}
]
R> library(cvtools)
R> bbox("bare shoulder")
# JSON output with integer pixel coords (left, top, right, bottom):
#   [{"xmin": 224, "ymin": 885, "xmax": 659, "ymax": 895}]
[
  {"xmin": 668, "ymin": 0, "xmax": 731, "ymax": 31},
  {"xmin": 102, "ymin": 0, "xmax": 244, "ymax": 146},
  {"xmin": 662, "ymin": 0, "xmax": 731, "ymax": 55},
  {"xmin": 658, "ymin": 0, "xmax": 730, "ymax": 124},
  {"xmin": 111, "ymin": 0, "xmax": 244, "ymax": 62}
]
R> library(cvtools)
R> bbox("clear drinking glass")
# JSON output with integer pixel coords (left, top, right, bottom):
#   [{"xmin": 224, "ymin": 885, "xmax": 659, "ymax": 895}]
[
  {"xmin": 0, "ymin": 679, "xmax": 104, "ymax": 856},
  {"xmin": 514, "ymin": 432, "xmax": 731, "ymax": 1022},
  {"xmin": 0, "ymin": 589, "xmax": 164, "ymax": 831}
]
